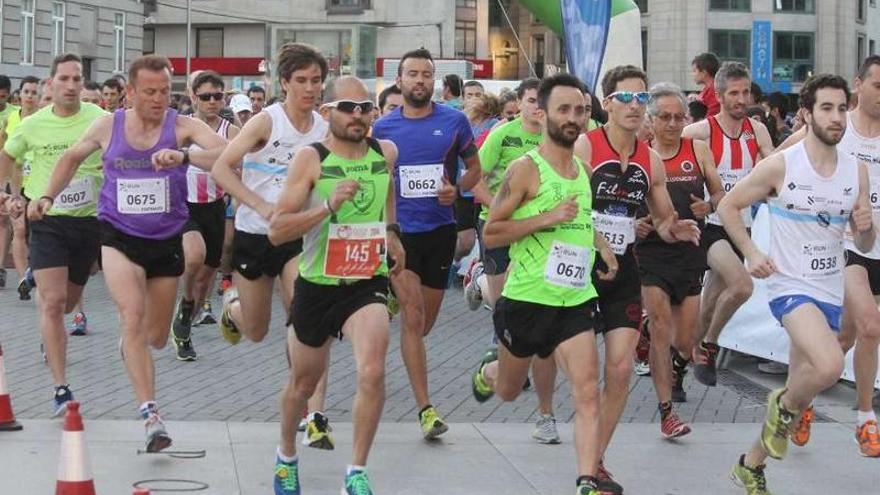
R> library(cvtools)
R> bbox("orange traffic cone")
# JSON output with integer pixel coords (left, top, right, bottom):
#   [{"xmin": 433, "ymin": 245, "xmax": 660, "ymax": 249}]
[
  {"xmin": 56, "ymin": 401, "xmax": 96, "ymax": 495},
  {"xmin": 0, "ymin": 343, "xmax": 22, "ymax": 431}
]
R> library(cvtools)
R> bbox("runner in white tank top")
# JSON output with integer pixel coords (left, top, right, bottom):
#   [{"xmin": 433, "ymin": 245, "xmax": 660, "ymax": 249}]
[
  {"xmin": 171, "ymin": 71, "xmax": 241, "ymax": 361},
  {"xmin": 209, "ymin": 43, "xmax": 336, "ymax": 457},
  {"xmin": 718, "ymin": 75, "xmax": 875, "ymax": 491}
]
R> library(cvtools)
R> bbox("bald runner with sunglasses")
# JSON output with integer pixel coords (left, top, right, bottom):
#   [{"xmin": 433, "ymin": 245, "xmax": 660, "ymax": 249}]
[{"xmin": 572, "ymin": 65, "xmax": 701, "ymax": 495}]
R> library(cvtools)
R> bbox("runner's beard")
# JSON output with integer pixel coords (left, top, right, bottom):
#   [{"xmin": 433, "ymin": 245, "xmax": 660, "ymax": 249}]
[
  {"xmin": 403, "ymin": 87, "xmax": 431, "ymax": 108},
  {"xmin": 331, "ymin": 120, "xmax": 367, "ymax": 143},
  {"xmin": 546, "ymin": 118, "xmax": 581, "ymax": 148},
  {"xmin": 811, "ymin": 123, "xmax": 844, "ymax": 146}
]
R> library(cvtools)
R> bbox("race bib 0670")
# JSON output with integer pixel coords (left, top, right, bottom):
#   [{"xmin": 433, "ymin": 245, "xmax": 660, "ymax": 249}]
[{"xmin": 544, "ymin": 241, "xmax": 590, "ymax": 289}]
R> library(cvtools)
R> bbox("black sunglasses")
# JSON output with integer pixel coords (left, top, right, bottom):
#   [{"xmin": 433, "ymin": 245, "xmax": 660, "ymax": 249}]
[
  {"xmin": 196, "ymin": 92, "xmax": 225, "ymax": 102},
  {"xmin": 326, "ymin": 100, "xmax": 375, "ymax": 114}
]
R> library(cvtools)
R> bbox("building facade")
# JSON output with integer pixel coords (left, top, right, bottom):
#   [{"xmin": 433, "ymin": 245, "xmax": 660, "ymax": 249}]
[{"xmin": 0, "ymin": 0, "xmax": 145, "ymax": 83}]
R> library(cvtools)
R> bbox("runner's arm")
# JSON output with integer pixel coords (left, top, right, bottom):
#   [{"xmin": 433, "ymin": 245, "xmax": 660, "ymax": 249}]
[
  {"xmin": 472, "ymin": 128, "xmax": 504, "ymax": 205},
  {"xmin": 267, "ymin": 146, "xmax": 324, "ymax": 245},
  {"xmin": 483, "ymin": 158, "xmax": 554, "ymax": 249},
  {"xmin": 681, "ymin": 120, "xmax": 709, "ymax": 141},
  {"xmin": 211, "ymin": 112, "xmax": 274, "ymax": 212},
  {"xmin": 751, "ymin": 118, "xmax": 776, "ymax": 159},
  {"xmin": 695, "ymin": 140, "xmax": 725, "ymax": 209},
  {"xmin": 182, "ymin": 116, "xmax": 227, "ymax": 170},
  {"xmin": 717, "ymin": 153, "xmax": 785, "ymax": 263},
  {"xmin": 458, "ymin": 144, "xmax": 481, "ymax": 192},
  {"xmin": 851, "ymin": 161, "xmax": 876, "ymax": 254},
  {"xmin": 573, "ymin": 133, "xmax": 592, "ymax": 168},
  {"xmin": 645, "ymin": 150, "xmax": 700, "ymax": 244},
  {"xmin": 41, "ymin": 115, "xmax": 111, "ymax": 200}
]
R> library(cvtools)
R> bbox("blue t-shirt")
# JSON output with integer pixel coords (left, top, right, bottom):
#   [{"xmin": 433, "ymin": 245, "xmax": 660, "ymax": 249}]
[{"xmin": 373, "ymin": 103, "xmax": 476, "ymax": 233}]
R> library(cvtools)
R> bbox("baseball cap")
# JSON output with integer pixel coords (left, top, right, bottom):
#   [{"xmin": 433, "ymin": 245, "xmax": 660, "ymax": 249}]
[{"xmin": 230, "ymin": 94, "xmax": 252, "ymax": 114}]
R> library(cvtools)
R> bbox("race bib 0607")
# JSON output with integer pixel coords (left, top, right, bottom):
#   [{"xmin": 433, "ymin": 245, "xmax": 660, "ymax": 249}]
[
  {"xmin": 324, "ymin": 222, "xmax": 386, "ymax": 279},
  {"xmin": 399, "ymin": 164, "xmax": 443, "ymax": 199},
  {"xmin": 544, "ymin": 241, "xmax": 590, "ymax": 289},
  {"xmin": 116, "ymin": 177, "xmax": 169, "ymax": 215},
  {"xmin": 592, "ymin": 212, "xmax": 635, "ymax": 255},
  {"xmin": 53, "ymin": 177, "xmax": 95, "ymax": 211}
]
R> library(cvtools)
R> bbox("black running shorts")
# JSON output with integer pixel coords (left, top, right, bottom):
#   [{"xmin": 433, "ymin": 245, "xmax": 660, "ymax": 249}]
[
  {"xmin": 592, "ymin": 251, "xmax": 642, "ymax": 333},
  {"xmin": 29, "ymin": 216, "xmax": 101, "ymax": 285},
  {"xmin": 289, "ymin": 276, "xmax": 389, "ymax": 347},
  {"xmin": 494, "ymin": 296, "xmax": 596, "ymax": 359},
  {"xmin": 845, "ymin": 249, "xmax": 880, "ymax": 296},
  {"xmin": 639, "ymin": 264, "xmax": 705, "ymax": 306},
  {"xmin": 183, "ymin": 199, "xmax": 226, "ymax": 268},
  {"xmin": 232, "ymin": 230, "xmax": 303, "ymax": 281},
  {"xmin": 100, "ymin": 221, "xmax": 184, "ymax": 279},
  {"xmin": 702, "ymin": 223, "xmax": 744, "ymax": 261},
  {"xmin": 455, "ymin": 196, "xmax": 477, "ymax": 232},
  {"xmin": 399, "ymin": 223, "xmax": 457, "ymax": 290}
]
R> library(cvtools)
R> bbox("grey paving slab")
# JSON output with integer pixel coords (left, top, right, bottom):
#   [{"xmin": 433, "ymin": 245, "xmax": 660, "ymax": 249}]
[{"xmin": 1, "ymin": 420, "xmax": 878, "ymax": 495}]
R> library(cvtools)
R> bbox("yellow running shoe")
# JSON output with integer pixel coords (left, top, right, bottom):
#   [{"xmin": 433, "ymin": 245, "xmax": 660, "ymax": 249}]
[
  {"xmin": 219, "ymin": 288, "xmax": 242, "ymax": 345},
  {"xmin": 730, "ymin": 455, "xmax": 772, "ymax": 494},
  {"xmin": 301, "ymin": 411, "xmax": 334, "ymax": 450},
  {"xmin": 419, "ymin": 406, "xmax": 449, "ymax": 440},
  {"xmin": 760, "ymin": 388, "xmax": 796, "ymax": 460}
]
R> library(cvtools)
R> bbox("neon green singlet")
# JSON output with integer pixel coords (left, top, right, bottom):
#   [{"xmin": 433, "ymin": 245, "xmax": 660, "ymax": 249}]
[
  {"xmin": 478, "ymin": 117, "xmax": 542, "ymax": 221},
  {"xmin": 502, "ymin": 148, "xmax": 597, "ymax": 307},
  {"xmin": 299, "ymin": 138, "xmax": 391, "ymax": 286}
]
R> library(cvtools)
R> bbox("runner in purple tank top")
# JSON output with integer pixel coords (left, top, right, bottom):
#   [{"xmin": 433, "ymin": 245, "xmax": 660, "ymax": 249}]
[{"xmin": 32, "ymin": 55, "xmax": 227, "ymax": 453}]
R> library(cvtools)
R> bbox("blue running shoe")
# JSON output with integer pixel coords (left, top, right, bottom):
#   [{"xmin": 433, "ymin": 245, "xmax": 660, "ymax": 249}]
[
  {"xmin": 69, "ymin": 312, "xmax": 87, "ymax": 336},
  {"xmin": 342, "ymin": 469, "xmax": 373, "ymax": 495},
  {"xmin": 53, "ymin": 385, "xmax": 73, "ymax": 417},
  {"xmin": 274, "ymin": 456, "xmax": 301, "ymax": 495}
]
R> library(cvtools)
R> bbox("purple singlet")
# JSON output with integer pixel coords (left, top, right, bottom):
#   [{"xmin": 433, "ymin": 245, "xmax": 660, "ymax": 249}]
[{"xmin": 98, "ymin": 109, "xmax": 188, "ymax": 239}]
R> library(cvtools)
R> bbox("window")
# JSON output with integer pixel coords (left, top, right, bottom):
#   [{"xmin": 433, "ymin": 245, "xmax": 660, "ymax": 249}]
[
  {"xmin": 533, "ymin": 34, "xmax": 545, "ymax": 77},
  {"xmin": 709, "ymin": 0, "xmax": 750, "ymax": 11},
  {"xmin": 456, "ymin": 0, "xmax": 476, "ymax": 7},
  {"xmin": 52, "ymin": 2, "xmax": 65, "ymax": 56},
  {"xmin": 81, "ymin": 57, "xmax": 94, "ymax": 82},
  {"xmin": 635, "ymin": 0, "xmax": 648, "ymax": 13},
  {"xmin": 641, "ymin": 28, "xmax": 648, "ymax": 70},
  {"xmin": 858, "ymin": 0, "xmax": 867, "ymax": 21},
  {"xmin": 858, "ymin": 34, "xmax": 867, "ymax": 68},
  {"xmin": 20, "ymin": 0, "xmax": 35, "ymax": 65},
  {"xmin": 114, "ymin": 12, "xmax": 126, "ymax": 73},
  {"xmin": 196, "ymin": 28, "xmax": 223, "ymax": 57},
  {"xmin": 709, "ymin": 30, "xmax": 751, "ymax": 64},
  {"xmin": 774, "ymin": 32, "xmax": 814, "ymax": 82},
  {"xmin": 773, "ymin": 0, "xmax": 814, "ymax": 13},
  {"xmin": 455, "ymin": 20, "xmax": 476, "ymax": 58},
  {"xmin": 327, "ymin": 0, "xmax": 370, "ymax": 13},
  {"xmin": 143, "ymin": 27, "xmax": 155, "ymax": 55}
]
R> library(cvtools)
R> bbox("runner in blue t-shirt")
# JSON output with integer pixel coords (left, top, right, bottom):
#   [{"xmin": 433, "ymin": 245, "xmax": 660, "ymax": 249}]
[{"xmin": 371, "ymin": 48, "xmax": 480, "ymax": 439}]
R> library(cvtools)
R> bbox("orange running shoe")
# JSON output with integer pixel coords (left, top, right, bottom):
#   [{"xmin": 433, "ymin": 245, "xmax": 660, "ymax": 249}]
[
  {"xmin": 790, "ymin": 405, "xmax": 814, "ymax": 447},
  {"xmin": 856, "ymin": 419, "xmax": 880, "ymax": 457}
]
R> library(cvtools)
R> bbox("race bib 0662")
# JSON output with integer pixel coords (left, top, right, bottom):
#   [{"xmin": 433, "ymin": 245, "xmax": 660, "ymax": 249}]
[{"xmin": 399, "ymin": 164, "xmax": 443, "ymax": 199}]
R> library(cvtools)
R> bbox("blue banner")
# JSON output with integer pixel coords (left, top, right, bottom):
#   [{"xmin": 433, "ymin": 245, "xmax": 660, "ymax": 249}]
[
  {"xmin": 561, "ymin": 0, "xmax": 612, "ymax": 94},
  {"xmin": 751, "ymin": 20, "xmax": 772, "ymax": 93}
]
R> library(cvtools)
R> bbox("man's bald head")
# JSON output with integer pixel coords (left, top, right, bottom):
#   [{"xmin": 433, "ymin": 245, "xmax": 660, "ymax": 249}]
[{"xmin": 323, "ymin": 76, "xmax": 369, "ymax": 103}]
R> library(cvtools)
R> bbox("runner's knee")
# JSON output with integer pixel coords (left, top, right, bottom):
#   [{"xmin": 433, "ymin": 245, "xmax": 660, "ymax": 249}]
[{"xmin": 604, "ymin": 357, "xmax": 633, "ymax": 386}]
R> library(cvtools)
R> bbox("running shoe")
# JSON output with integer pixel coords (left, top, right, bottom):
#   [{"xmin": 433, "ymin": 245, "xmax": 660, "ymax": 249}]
[
  {"xmin": 575, "ymin": 476, "xmax": 601, "ymax": 495},
  {"xmin": 219, "ymin": 288, "xmax": 242, "ymax": 345},
  {"xmin": 52, "ymin": 385, "xmax": 74, "ymax": 417},
  {"xmin": 463, "ymin": 259, "xmax": 484, "ymax": 311},
  {"xmin": 636, "ymin": 314, "xmax": 651, "ymax": 362},
  {"xmin": 301, "ymin": 411, "xmax": 334, "ymax": 450},
  {"xmin": 172, "ymin": 298, "xmax": 195, "ymax": 341},
  {"xmin": 757, "ymin": 361, "xmax": 788, "ymax": 375},
  {"xmin": 472, "ymin": 347, "xmax": 497, "ymax": 403},
  {"xmin": 342, "ymin": 469, "xmax": 373, "ymax": 495},
  {"xmin": 194, "ymin": 300, "xmax": 217, "ymax": 326},
  {"xmin": 418, "ymin": 405, "xmax": 449, "ymax": 439},
  {"xmin": 790, "ymin": 405, "xmax": 814, "ymax": 447},
  {"xmin": 68, "ymin": 312, "xmax": 88, "ymax": 336},
  {"xmin": 730, "ymin": 454, "xmax": 771, "ymax": 494},
  {"xmin": 856, "ymin": 419, "xmax": 880, "ymax": 457},
  {"xmin": 17, "ymin": 267, "xmax": 35, "ymax": 301},
  {"xmin": 692, "ymin": 341, "xmax": 719, "ymax": 386},
  {"xmin": 670, "ymin": 347, "xmax": 689, "ymax": 403},
  {"xmin": 531, "ymin": 414, "xmax": 561, "ymax": 444},
  {"xmin": 274, "ymin": 456, "xmax": 300, "ymax": 495},
  {"xmin": 596, "ymin": 460, "xmax": 624, "ymax": 495},
  {"xmin": 144, "ymin": 411, "xmax": 172, "ymax": 453},
  {"xmin": 660, "ymin": 407, "xmax": 691, "ymax": 439},
  {"xmin": 760, "ymin": 388, "xmax": 795, "ymax": 460},
  {"xmin": 172, "ymin": 337, "xmax": 197, "ymax": 361},
  {"xmin": 634, "ymin": 360, "xmax": 651, "ymax": 377},
  {"xmin": 218, "ymin": 274, "xmax": 232, "ymax": 296}
]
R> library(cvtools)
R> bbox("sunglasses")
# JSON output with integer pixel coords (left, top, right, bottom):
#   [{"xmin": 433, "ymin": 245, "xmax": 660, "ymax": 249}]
[
  {"xmin": 196, "ymin": 92, "xmax": 225, "ymax": 102},
  {"xmin": 326, "ymin": 100, "xmax": 375, "ymax": 114},
  {"xmin": 607, "ymin": 91, "xmax": 650, "ymax": 105}
]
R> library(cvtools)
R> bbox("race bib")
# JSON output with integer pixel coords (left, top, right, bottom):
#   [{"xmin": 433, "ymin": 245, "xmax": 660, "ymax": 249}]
[
  {"xmin": 324, "ymin": 222, "xmax": 386, "ymax": 279},
  {"xmin": 53, "ymin": 177, "xmax": 94, "ymax": 211},
  {"xmin": 719, "ymin": 169, "xmax": 749, "ymax": 193},
  {"xmin": 116, "ymin": 177, "xmax": 169, "ymax": 215},
  {"xmin": 799, "ymin": 240, "xmax": 842, "ymax": 279},
  {"xmin": 399, "ymin": 164, "xmax": 443, "ymax": 199},
  {"xmin": 544, "ymin": 241, "xmax": 590, "ymax": 289},
  {"xmin": 592, "ymin": 212, "xmax": 635, "ymax": 255}
]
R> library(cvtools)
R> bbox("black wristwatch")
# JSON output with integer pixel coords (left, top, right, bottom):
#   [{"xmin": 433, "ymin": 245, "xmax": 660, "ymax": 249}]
[
  {"xmin": 181, "ymin": 148, "xmax": 190, "ymax": 165},
  {"xmin": 386, "ymin": 223, "xmax": 401, "ymax": 236}
]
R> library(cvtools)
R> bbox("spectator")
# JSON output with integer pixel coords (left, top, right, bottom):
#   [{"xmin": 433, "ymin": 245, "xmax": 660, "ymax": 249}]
[
  {"xmin": 229, "ymin": 93, "xmax": 253, "ymax": 125},
  {"xmin": 691, "ymin": 52, "xmax": 720, "ymax": 116},
  {"xmin": 441, "ymin": 74, "xmax": 463, "ymax": 109},
  {"xmin": 462, "ymin": 80, "xmax": 485, "ymax": 108},
  {"xmin": 377, "ymin": 84, "xmax": 403, "ymax": 115},
  {"xmin": 688, "ymin": 100, "xmax": 708, "ymax": 123},
  {"xmin": 766, "ymin": 92, "xmax": 792, "ymax": 146},
  {"xmin": 80, "ymin": 81, "xmax": 102, "ymax": 104},
  {"xmin": 498, "ymin": 89, "xmax": 518, "ymax": 120},
  {"xmin": 101, "ymin": 77, "xmax": 124, "ymax": 111},
  {"xmin": 247, "ymin": 85, "xmax": 266, "ymax": 114},
  {"xmin": 466, "ymin": 93, "xmax": 500, "ymax": 146}
]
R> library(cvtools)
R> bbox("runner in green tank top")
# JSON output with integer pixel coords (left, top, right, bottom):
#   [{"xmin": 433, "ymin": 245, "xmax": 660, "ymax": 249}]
[
  {"xmin": 267, "ymin": 76, "xmax": 405, "ymax": 495},
  {"xmin": 468, "ymin": 74, "xmax": 618, "ymax": 495}
]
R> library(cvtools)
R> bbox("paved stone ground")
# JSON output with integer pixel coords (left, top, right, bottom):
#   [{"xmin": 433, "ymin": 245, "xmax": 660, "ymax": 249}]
[{"xmin": 2, "ymin": 275, "xmax": 776, "ymax": 425}]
